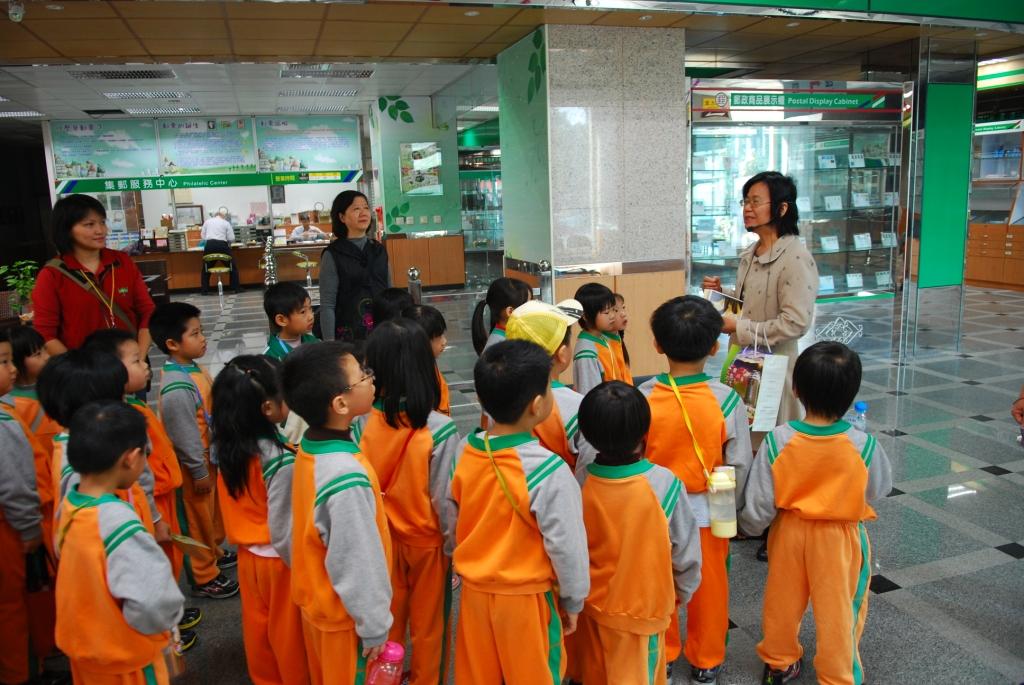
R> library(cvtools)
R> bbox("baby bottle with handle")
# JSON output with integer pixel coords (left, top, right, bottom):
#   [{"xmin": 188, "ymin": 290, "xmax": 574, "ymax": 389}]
[
  {"xmin": 708, "ymin": 466, "xmax": 737, "ymax": 539},
  {"xmin": 366, "ymin": 641, "xmax": 405, "ymax": 685}
]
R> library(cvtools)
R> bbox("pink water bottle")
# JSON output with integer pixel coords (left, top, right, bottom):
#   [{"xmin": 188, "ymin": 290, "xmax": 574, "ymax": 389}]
[{"xmin": 366, "ymin": 641, "xmax": 404, "ymax": 685}]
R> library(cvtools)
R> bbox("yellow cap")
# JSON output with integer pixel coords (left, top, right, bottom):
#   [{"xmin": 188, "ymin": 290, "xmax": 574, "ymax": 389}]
[{"xmin": 506, "ymin": 299, "xmax": 583, "ymax": 356}]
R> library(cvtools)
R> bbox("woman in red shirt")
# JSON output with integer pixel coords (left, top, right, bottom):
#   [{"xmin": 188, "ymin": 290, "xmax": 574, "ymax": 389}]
[{"xmin": 31, "ymin": 194, "xmax": 155, "ymax": 354}]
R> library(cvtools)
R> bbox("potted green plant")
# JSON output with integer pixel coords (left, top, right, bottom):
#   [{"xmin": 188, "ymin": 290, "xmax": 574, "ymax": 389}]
[{"xmin": 0, "ymin": 259, "xmax": 40, "ymax": 318}]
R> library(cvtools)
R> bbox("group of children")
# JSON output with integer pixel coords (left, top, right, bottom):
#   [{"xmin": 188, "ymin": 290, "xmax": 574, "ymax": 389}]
[{"xmin": 0, "ymin": 272, "xmax": 891, "ymax": 685}]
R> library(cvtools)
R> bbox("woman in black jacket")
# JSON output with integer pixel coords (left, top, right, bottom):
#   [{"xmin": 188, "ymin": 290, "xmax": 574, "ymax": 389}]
[{"xmin": 318, "ymin": 190, "xmax": 390, "ymax": 341}]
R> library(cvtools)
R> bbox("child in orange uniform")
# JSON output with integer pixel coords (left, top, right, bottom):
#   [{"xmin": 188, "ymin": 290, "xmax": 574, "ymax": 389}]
[
  {"xmin": 281, "ymin": 341, "xmax": 393, "ymax": 684},
  {"xmin": 740, "ymin": 342, "xmax": 892, "ymax": 685},
  {"xmin": 211, "ymin": 355, "xmax": 308, "ymax": 685},
  {"xmin": 0, "ymin": 333, "xmax": 45, "ymax": 685},
  {"xmin": 358, "ymin": 319, "xmax": 460, "ymax": 685},
  {"xmin": 610, "ymin": 292, "xmax": 633, "ymax": 384},
  {"xmin": 471, "ymin": 277, "xmax": 532, "ymax": 356},
  {"xmin": 445, "ymin": 340, "xmax": 589, "ymax": 685},
  {"xmin": 639, "ymin": 295, "xmax": 752, "ymax": 684},
  {"xmin": 8, "ymin": 326, "xmax": 61, "ymax": 455},
  {"xmin": 150, "ymin": 302, "xmax": 239, "ymax": 599},
  {"xmin": 261, "ymin": 282, "xmax": 317, "ymax": 444},
  {"xmin": 577, "ymin": 381, "xmax": 703, "ymax": 685},
  {"xmin": 573, "ymin": 283, "xmax": 629, "ymax": 396},
  {"xmin": 402, "ymin": 304, "xmax": 452, "ymax": 416},
  {"xmin": 55, "ymin": 401, "xmax": 184, "ymax": 685}
]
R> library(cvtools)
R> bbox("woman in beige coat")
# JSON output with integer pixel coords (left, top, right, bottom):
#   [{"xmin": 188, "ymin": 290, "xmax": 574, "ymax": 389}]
[{"xmin": 704, "ymin": 171, "xmax": 818, "ymax": 427}]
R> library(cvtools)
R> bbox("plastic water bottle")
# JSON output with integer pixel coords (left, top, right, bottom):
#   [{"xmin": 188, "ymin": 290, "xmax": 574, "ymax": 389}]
[
  {"xmin": 366, "ymin": 641, "xmax": 404, "ymax": 685},
  {"xmin": 708, "ymin": 467, "xmax": 737, "ymax": 539},
  {"xmin": 846, "ymin": 401, "xmax": 868, "ymax": 432}
]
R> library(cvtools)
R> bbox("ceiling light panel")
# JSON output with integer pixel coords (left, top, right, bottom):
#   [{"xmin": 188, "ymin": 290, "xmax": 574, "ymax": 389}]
[
  {"xmin": 280, "ymin": 64, "xmax": 374, "ymax": 79},
  {"xmin": 276, "ymin": 104, "xmax": 348, "ymax": 113},
  {"xmin": 103, "ymin": 91, "xmax": 191, "ymax": 100},
  {"xmin": 124, "ymin": 106, "xmax": 201, "ymax": 115},
  {"xmin": 278, "ymin": 88, "xmax": 359, "ymax": 97},
  {"xmin": 0, "ymin": 111, "xmax": 43, "ymax": 118},
  {"xmin": 70, "ymin": 69, "xmax": 177, "ymax": 80}
]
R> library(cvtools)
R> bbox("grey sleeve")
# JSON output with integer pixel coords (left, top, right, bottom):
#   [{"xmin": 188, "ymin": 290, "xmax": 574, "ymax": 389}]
[
  {"xmin": 865, "ymin": 436, "xmax": 894, "ymax": 502},
  {"xmin": 161, "ymin": 390, "xmax": 208, "ymax": 479},
  {"xmin": 572, "ymin": 357, "xmax": 604, "ymax": 397},
  {"xmin": 573, "ymin": 436, "xmax": 597, "ymax": 486},
  {"xmin": 0, "ymin": 421, "xmax": 42, "ymax": 540},
  {"xmin": 316, "ymin": 481, "xmax": 393, "ymax": 647},
  {"xmin": 667, "ymin": 488, "xmax": 702, "ymax": 604},
  {"xmin": 318, "ymin": 252, "xmax": 339, "ymax": 341},
  {"xmin": 136, "ymin": 459, "xmax": 162, "ymax": 524},
  {"xmin": 528, "ymin": 462, "xmax": 590, "ymax": 614},
  {"xmin": 102, "ymin": 505, "xmax": 184, "ymax": 634},
  {"xmin": 724, "ymin": 397, "xmax": 753, "ymax": 509},
  {"xmin": 441, "ymin": 437, "xmax": 467, "ymax": 557},
  {"xmin": 428, "ymin": 422, "xmax": 460, "ymax": 538},
  {"xmin": 738, "ymin": 439, "xmax": 777, "ymax": 537},
  {"xmin": 261, "ymin": 441, "xmax": 295, "ymax": 564}
]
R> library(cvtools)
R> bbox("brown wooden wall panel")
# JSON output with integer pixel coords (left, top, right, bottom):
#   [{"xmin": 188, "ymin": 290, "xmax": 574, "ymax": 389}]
[{"xmin": 426, "ymin": 235, "xmax": 466, "ymax": 287}]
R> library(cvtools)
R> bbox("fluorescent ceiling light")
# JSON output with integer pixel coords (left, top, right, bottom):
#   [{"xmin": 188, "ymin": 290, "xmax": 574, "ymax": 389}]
[
  {"xmin": 280, "ymin": 65, "xmax": 374, "ymax": 79},
  {"xmin": 278, "ymin": 88, "xmax": 359, "ymax": 97},
  {"xmin": 978, "ymin": 56, "xmax": 1011, "ymax": 66},
  {"xmin": 0, "ymin": 96, "xmax": 8, "ymax": 102},
  {"xmin": 0, "ymin": 110, "xmax": 43, "ymax": 118},
  {"xmin": 124, "ymin": 106, "xmax": 201, "ymax": 115},
  {"xmin": 470, "ymin": 105, "xmax": 499, "ymax": 113},
  {"xmin": 276, "ymin": 104, "xmax": 348, "ymax": 113},
  {"xmin": 104, "ymin": 91, "xmax": 190, "ymax": 100}
]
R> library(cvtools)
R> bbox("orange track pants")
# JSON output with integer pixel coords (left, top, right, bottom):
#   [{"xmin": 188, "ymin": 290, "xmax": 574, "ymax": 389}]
[
  {"xmin": 300, "ymin": 619, "xmax": 367, "ymax": 685},
  {"xmin": 175, "ymin": 469, "xmax": 221, "ymax": 586},
  {"xmin": 388, "ymin": 542, "xmax": 450, "ymax": 685},
  {"xmin": 0, "ymin": 520, "xmax": 33, "ymax": 684},
  {"xmin": 153, "ymin": 492, "xmax": 182, "ymax": 581},
  {"xmin": 237, "ymin": 548, "xmax": 308, "ymax": 685},
  {"xmin": 666, "ymin": 527, "xmax": 730, "ymax": 669},
  {"xmin": 455, "ymin": 586, "xmax": 565, "ymax": 685},
  {"xmin": 69, "ymin": 657, "xmax": 168, "ymax": 685},
  {"xmin": 757, "ymin": 511, "xmax": 872, "ymax": 685},
  {"xmin": 577, "ymin": 613, "xmax": 667, "ymax": 685}
]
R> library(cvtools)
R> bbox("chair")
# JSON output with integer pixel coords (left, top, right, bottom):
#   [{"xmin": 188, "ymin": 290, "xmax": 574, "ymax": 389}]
[
  {"xmin": 203, "ymin": 253, "xmax": 233, "ymax": 308},
  {"xmin": 292, "ymin": 251, "xmax": 318, "ymax": 290}
]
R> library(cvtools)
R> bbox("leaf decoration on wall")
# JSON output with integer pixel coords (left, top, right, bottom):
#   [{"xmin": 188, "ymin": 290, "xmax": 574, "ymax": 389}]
[
  {"xmin": 526, "ymin": 30, "xmax": 546, "ymax": 104},
  {"xmin": 379, "ymin": 95, "xmax": 415, "ymax": 123},
  {"xmin": 387, "ymin": 203, "xmax": 412, "ymax": 233}
]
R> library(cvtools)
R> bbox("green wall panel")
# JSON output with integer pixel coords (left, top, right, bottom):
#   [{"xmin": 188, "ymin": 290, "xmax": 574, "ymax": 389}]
[
  {"xmin": 918, "ymin": 83, "xmax": 974, "ymax": 289},
  {"xmin": 870, "ymin": 0, "xmax": 1024, "ymax": 23}
]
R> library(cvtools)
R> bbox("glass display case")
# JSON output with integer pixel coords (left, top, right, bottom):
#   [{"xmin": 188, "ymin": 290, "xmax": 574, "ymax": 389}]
[
  {"xmin": 969, "ymin": 182, "xmax": 1022, "ymax": 225},
  {"xmin": 459, "ymin": 149, "xmax": 503, "ymax": 287},
  {"xmin": 971, "ymin": 123, "xmax": 1023, "ymax": 181},
  {"xmin": 691, "ymin": 124, "xmax": 902, "ymax": 297}
]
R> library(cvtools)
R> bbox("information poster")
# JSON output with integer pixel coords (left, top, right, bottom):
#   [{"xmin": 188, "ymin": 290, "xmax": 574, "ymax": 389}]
[
  {"xmin": 51, "ymin": 120, "xmax": 160, "ymax": 180},
  {"xmin": 255, "ymin": 116, "xmax": 361, "ymax": 172},
  {"xmin": 399, "ymin": 142, "xmax": 443, "ymax": 196},
  {"xmin": 157, "ymin": 118, "xmax": 256, "ymax": 175}
]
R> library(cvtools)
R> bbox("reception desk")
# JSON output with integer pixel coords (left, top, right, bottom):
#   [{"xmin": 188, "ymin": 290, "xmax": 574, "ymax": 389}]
[{"xmin": 134, "ymin": 235, "xmax": 466, "ymax": 292}]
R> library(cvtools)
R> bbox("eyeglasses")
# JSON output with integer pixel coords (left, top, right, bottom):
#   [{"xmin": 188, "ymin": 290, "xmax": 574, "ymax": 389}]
[
  {"xmin": 342, "ymin": 367, "xmax": 374, "ymax": 392},
  {"xmin": 739, "ymin": 198, "xmax": 769, "ymax": 208}
]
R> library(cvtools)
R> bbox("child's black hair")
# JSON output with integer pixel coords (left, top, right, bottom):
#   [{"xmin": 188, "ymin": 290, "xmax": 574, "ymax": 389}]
[
  {"xmin": 402, "ymin": 304, "xmax": 447, "ymax": 340},
  {"xmin": 38, "ymin": 348, "xmax": 128, "ymax": 427},
  {"xmin": 50, "ymin": 193, "xmax": 106, "ymax": 255},
  {"xmin": 7, "ymin": 326, "xmax": 46, "ymax": 377},
  {"xmin": 793, "ymin": 341, "xmax": 862, "ymax": 422},
  {"xmin": 650, "ymin": 295, "xmax": 723, "ymax": 363},
  {"xmin": 613, "ymin": 293, "xmax": 630, "ymax": 366},
  {"xmin": 67, "ymin": 401, "xmax": 147, "ymax": 475},
  {"xmin": 263, "ymin": 282, "xmax": 311, "ymax": 332},
  {"xmin": 574, "ymin": 283, "xmax": 616, "ymax": 333},
  {"xmin": 372, "ymin": 288, "xmax": 415, "ymax": 326},
  {"xmin": 474, "ymin": 340, "xmax": 551, "ymax": 425},
  {"xmin": 366, "ymin": 318, "xmax": 439, "ymax": 429},
  {"xmin": 281, "ymin": 341, "xmax": 356, "ymax": 428},
  {"xmin": 471, "ymin": 277, "xmax": 531, "ymax": 355},
  {"xmin": 149, "ymin": 301, "xmax": 202, "ymax": 354},
  {"xmin": 578, "ymin": 381, "xmax": 651, "ymax": 466},
  {"xmin": 82, "ymin": 328, "xmax": 136, "ymax": 358},
  {"xmin": 211, "ymin": 355, "xmax": 287, "ymax": 499}
]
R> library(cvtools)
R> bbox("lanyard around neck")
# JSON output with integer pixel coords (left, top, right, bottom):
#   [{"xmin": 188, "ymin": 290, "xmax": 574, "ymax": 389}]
[
  {"xmin": 666, "ymin": 375, "xmax": 713, "ymax": 491},
  {"xmin": 482, "ymin": 433, "xmax": 533, "ymax": 525}
]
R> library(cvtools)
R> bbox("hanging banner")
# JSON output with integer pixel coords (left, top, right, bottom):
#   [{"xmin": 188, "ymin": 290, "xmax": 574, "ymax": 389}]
[
  {"xmin": 156, "ymin": 117, "xmax": 257, "ymax": 175},
  {"xmin": 50, "ymin": 120, "xmax": 160, "ymax": 180},
  {"xmin": 255, "ymin": 116, "xmax": 361, "ymax": 172},
  {"xmin": 55, "ymin": 170, "xmax": 362, "ymax": 194}
]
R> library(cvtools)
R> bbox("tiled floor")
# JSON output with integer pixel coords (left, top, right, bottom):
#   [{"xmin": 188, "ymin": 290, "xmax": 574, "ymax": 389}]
[{"xmin": 152, "ymin": 285, "xmax": 1024, "ymax": 685}]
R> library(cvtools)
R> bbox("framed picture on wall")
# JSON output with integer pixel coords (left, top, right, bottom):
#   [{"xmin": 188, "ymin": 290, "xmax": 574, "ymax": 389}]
[
  {"xmin": 175, "ymin": 204, "xmax": 204, "ymax": 228},
  {"xmin": 400, "ymin": 142, "xmax": 443, "ymax": 195}
]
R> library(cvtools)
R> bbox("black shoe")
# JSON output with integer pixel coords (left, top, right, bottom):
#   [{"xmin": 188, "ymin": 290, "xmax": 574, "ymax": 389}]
[
  {"xmin": 217, "ymin": 551, "xmax": 238, "ymax": 569},
  {"xmin": 691, "ymin": 664, "xmax": 723, "ymax": 684},
  {"xmin": 191, "ymin": 573, "xmax": 239, "ymax": 599},
  {"xmin": 762, "ymin": 659, "xmax": 802, "ymax": 684},
  {"xmin": 179, "ymin": 607, "xmax": 203, "ymax": 630},
  {"xmin": 33, "ymin": 670, "xmax": 72, "ymax": 685},
  {"xmin": 756, "ymin": 541, "xmax": 768, "ymax": 562},
  {"xmin": 178, "ymin": 628, "xmax": 199, "ymax": 652}
]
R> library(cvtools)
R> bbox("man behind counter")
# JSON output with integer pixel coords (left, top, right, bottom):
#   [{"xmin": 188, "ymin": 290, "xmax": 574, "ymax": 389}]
[
  {"xmin": 289, "ymin": 214, "xmax": 326, "ymax": 242},
  {"xmin": 200, "ymin": 209, "xmax": 241, "ymax": 295}
]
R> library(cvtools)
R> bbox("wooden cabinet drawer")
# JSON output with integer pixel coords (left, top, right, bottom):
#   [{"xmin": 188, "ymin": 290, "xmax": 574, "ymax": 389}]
[
  {"xmin": 968, "ymin": 224, "xmax": 1007, "ymax": 240},
  {"xmin": 965, "ymin": 254, "xmax": 1005, "ymax": 282}
]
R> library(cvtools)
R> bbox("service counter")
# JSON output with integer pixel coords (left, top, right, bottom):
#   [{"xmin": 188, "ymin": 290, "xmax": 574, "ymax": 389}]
[{"xmin": 133, "ymin": 234, "xmax": 466, "ymax": 292}]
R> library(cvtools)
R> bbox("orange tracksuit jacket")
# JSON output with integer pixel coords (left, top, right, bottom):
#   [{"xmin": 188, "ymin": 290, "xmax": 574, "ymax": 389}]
[
  {"xmin": 55, "ymin": 487, "xmax": 184, "ymax": 685},
  {"xmin": 159, "ymin": 361, "xmax": 222, "ymax": 585},
  {"xmin": 435, "ymin": 365, "xmax": 451, "ymax": 416},
  {"xmin": 579, "ymin": 459, "xmax": 703, "ymax": 685},
  {"xmin": 740, "ymin": 420, "xmax": 893, "ymax": 685},
  {"xmin": 128, "ymin": 397, "xmax": 184, "ymax": 576},
  {"xmin": 532, "ymin": 381, "xmax": 599, "ymax": 477},
  {"xmin": 291, "ymin": 430, "xmax": 393, "ymax": 685},
  {"xmin": 639, "ymin": 373, "xmax": 752, "ymax": 669},
  {"xmin": 216, "ymin": 437, "xmax": 308, "ymax": 685},
  {"xmin": 605, "ymin": 333, "xmax": 634, "ymax": 385},
  {"xmin": 573, "ymin": 331, "xmax": 628, "ymax": 397},
  {"xmin": 0, "ymin": 407, "xmax": 45, "ymax": 684},
  {"xmin": 356, "ymin": 405, "xmax": 460, "ymax": 685},
  {"xmin": 10, "ymin": 385, "xmax": 61, "ymax": 458},
  {"xmin": 445, "ymin": 432, "xmax": 590, "ymax": 685}
]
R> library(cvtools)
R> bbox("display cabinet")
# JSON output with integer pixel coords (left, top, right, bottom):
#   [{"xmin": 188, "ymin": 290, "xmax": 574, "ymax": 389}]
[{"xmin": 459, "ymin": 160, "xmax": 503, "ymax": 288}]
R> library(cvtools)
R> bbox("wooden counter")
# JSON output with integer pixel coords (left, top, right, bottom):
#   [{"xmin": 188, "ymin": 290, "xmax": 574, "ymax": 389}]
[{"xmin": 135, "ymin": 235, "xmax": 466, "ymax": 292}]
